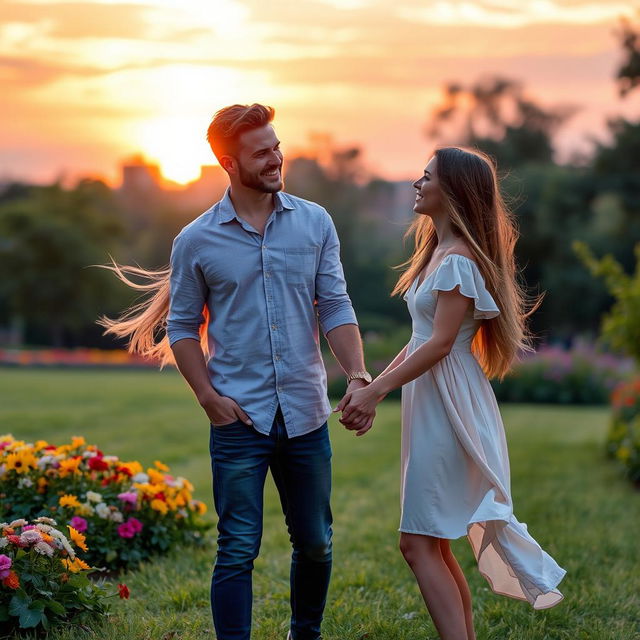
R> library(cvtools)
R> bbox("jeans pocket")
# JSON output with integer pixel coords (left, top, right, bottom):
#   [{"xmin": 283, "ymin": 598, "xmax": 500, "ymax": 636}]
[
  {"xmin": 285, "ymin": 248, "xmax": 317, "ymax": 289},
  {"xmin": 211, "ymin": 419, "xmax": 244, "ymax": 429}
]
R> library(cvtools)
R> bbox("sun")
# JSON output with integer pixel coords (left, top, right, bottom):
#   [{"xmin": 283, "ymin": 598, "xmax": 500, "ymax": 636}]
[{"xmin": 137, "ymin": 115, "xmax": 215, "ymax": 185}]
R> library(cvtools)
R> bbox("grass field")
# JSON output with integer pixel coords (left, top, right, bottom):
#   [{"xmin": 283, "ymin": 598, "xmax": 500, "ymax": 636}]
[{"xmin": 1, "ymin": 368, "xmax": 639, "ymax": 640}]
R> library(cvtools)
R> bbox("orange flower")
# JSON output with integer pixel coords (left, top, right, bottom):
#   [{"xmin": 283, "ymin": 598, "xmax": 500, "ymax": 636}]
[
  {"xmin": 2, "ymin": 571, "xmax": 20, "ymax": 589},
  {"xmin": 154, "ymin": 460, "xmax": 170, "ymax": 472},
  {"xmin": 70, "ymin": 436, "xmax": 86, "ymax": 448},
  {"xmin": 58, "ymin": 457, "xmax": 82, "ymax": 478},
  {"xmin": 150, "ymin": 499, "xmax": 169, "ymax": 515},
  {"xmin": 67, "ymin": 526, "xmax": 88, "ymax": 552},
  {"xmin": 61, "ymin": 557, "xmax": 91, "ymax": 573}
]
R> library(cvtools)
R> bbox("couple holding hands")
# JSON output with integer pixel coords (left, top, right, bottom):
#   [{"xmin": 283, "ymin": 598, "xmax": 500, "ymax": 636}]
[{"xmin": 103, "ymin": 103, "xmax": 565, "ymax": 640}]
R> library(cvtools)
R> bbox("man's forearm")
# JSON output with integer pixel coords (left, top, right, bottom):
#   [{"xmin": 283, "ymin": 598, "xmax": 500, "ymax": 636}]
[
  {"xmin": 170, "ymin": 338, "xmax": 217, "ymax": 403},
  {"xmin": 325, "ymin": 323, "xmax": 366, "ymax": 375}
]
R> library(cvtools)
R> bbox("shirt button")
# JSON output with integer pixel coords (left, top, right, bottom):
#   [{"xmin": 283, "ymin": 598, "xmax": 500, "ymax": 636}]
[
  {"xmin": 265, "ymin": 272, "xmax": 271, "ymax": 278},
  {"xmin": 271, "ymin": 324, "xmax": 278, "ymax": 330},
  {"xmin": 274, "ymin": 355, "xmax": 281, "ymax": 361},
  {"xmin": 262, "ymin": 245, "xmax": 267, "ymax": 250}
]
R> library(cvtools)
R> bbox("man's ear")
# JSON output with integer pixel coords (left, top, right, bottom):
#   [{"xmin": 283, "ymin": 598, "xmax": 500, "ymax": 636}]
[{"xmin": 220, "ymin": 155, "xmax": 236, "ymax": 174}]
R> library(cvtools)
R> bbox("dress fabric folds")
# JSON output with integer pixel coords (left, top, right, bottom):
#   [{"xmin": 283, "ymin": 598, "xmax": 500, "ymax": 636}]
[{"xmin": 400, "ymin": 253, "xmax": 566, "ymax": 609}]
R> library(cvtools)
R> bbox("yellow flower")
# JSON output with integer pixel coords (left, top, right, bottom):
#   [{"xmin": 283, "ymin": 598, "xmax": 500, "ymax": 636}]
[
  {"xmin": 147, "ymin": 468, "xmax": 165, "ymax": 485},
  {"xmin": 58, "ymin": 457, "xmax": 82, "ymax": 478},
  {"xmin": 67, "ymin": 526, "xmax": 88, "ymax": 552},
  {"xmin": 154, "ymin": 460, "xmax": 170, "ymax": 472},
  {"xmin": 120, "ymin": 461, "xmax": 143, "ymax": 476},
  {"xmin": 37, "ymin": 477, "xmax": 48, "ymax": 494},
  {"xmin": 165, "ymin": 497, "xmax": 178, "ymax": 511},
  {"xmin": 150, "ymin": 499, "xmax": 169, "ymax": 515},
  {"xmin": 70, "ymin": 436, "xmax": 86, "ymax": 448},
  {"xmin": 59, "ymin": 494, "xmax": 81, "ymax": 509},
  {"xmin": 61, "ymin": 557, "xmax": 91, "ymax": 573},
  {"xmin": 5, "ymin": 450, "xmax": 38, "ymax": 474},
  {"xmin": 191, "ymin": 500, "xmax": 207, "ymax": 515},
  {"xmin": 34, "ymin": 440, "xmax": 49, "ymax": 451}
]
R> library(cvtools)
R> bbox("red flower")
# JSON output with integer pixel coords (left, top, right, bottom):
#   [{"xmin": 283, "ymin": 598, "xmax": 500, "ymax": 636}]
[
  {"xmin": 88, "ymin": 456, "xmax": 109, "ymax": 471},
  {"xmin": 117, "ymin": 466, "xmax": 133, "ymax": 477},
  {"xmin": 153, "ymin": 492, "xmax": 166, "ymax": 501},
  {"xmin": 118, "ymin": 583, "xmax": 130, "ymax": 599},
  {"xmin": 6, "ymin": 535, "xmax": 24, "ymax": 548},
  {"xmin": 3, "ymin": 571, "xmax": 20, "ymax": 589}
]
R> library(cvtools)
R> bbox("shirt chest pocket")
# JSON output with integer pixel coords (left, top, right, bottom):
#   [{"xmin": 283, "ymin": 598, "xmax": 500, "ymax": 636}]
[{"xmin": 284, "ymin": 248, "xmax": 317, "ymax": 289}]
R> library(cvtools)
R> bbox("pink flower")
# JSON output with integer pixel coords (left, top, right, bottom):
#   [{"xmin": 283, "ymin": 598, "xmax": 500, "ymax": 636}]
[
  {"xmin": 70, "ymin": 516, "xmax": 88, "ymax": 533},
  {"xmin": 117, "ymin": 522, "xmax": 135, "ymax": 539},
  {"xmin": 127, "ymin": 517, "xmax": 143, "ymax": 533},
  {"xmin": 117, "ymin": 492, "xmax": 138, "ymax": 505},
  {"xmin": 0, "ymin": 554, "xmax": 11, "ymax": 579}
]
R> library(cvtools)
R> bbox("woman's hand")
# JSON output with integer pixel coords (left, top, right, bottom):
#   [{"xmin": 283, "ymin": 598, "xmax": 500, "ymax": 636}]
[{"xmin": 335, "ymin": 381, "xmax": 386, "ymax": 436}]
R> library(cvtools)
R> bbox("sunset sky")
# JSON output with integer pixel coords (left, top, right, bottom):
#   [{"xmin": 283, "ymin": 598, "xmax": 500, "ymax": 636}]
[{"xmin": 1, "ymin": 0, "xmax": 639, "ymax": 185}]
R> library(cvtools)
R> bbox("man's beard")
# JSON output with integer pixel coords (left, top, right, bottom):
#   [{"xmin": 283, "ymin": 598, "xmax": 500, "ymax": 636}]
[{"xmin": 238, "ymin": 162, "xmax": 283, "ymax": 193}]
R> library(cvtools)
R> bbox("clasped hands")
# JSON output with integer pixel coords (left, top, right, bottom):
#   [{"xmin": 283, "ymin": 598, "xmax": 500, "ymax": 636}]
[{"xmin": 333, "ymin": 378, "xmax": 385, "ymax": 437}]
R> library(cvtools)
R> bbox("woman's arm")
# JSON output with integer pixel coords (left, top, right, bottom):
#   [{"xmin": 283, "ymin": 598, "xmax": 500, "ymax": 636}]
[{"xmin": 337, "ymin": 288, "xmax": 472, "ymax": 435}]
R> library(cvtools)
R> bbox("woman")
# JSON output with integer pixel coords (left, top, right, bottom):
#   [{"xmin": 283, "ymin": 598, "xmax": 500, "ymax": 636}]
[{"xmin": 336, "ymin": 147, "xmax": 566, "ymax": 640}]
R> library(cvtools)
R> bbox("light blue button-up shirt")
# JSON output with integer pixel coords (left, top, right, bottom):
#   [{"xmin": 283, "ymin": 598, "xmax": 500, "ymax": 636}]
[{"xmin": 167, "ymin": 188, "xmax": 358, "ymax": 437}]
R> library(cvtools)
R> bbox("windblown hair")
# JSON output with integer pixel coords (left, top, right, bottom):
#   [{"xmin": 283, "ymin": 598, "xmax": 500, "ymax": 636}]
[
  {"xmin": 98, "ymin": 103, "xmax": 275, "ymax": 365},
  {"xmin": 206, "ymin": 103, "xmax": 275, "ymax": 161},
  {"xmin": 392, "ymin": 146, "xmax": 539, "ymax": 380}
]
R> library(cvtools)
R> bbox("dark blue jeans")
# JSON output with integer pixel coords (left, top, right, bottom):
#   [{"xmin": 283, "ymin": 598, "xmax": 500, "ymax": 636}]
[{"xmin": 209, "ymin": 408, "xmax": 332, "ymax": 640}]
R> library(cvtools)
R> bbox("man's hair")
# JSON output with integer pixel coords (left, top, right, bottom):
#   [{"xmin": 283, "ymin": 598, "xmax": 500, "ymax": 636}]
[{"xmin": 206, "ymin": 103, "xmax": 275, "ymax": 162}]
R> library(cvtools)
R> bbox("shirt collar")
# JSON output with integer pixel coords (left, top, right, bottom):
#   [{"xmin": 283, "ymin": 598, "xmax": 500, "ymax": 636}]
[{"xmin": 217, "ymin": 187, "xmax": 295, "ymax": 224}]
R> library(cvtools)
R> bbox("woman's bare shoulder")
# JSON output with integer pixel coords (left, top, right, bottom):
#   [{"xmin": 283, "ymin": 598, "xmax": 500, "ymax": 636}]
[{"xmin": 446, "ymin": 243, "xmax": 474, "ymax": 261}]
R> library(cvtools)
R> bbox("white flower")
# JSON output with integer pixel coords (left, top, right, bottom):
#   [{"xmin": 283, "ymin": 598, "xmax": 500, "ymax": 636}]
[
  {"xmin": 81, "ymin": 502, "xmax": 95, "ymax": 515},
  {"xmin": 34, "ymin": 541, "xmax": 54, "ymax": 557},
  {"xmin": 110, "ymin": 511, "xmax": 124, "ymax": 523},
  {"xmin": 18, "ymin": 477, "xmax": 33, "ymax": 488},
  {"xmin": 8, "ymin": 519, "xmax": 28, "ymax": 528},
  {"xmin": 37, "ymin": 455, "xmax": 54, "ymax": 468},
  {"xmin": 85, "ymin": 491, "xmax": 103, "ymax": 503},
  {"xmin": 48, "ymin": 529, "xmax": 75, "ymax": 559},
  {"xmin": 34, "ymin": 517, "xmax": 57, "ymax": 526},
  {"xmin": 20, "ymin": 530, "xmax": 42, "ymax": 545},
  {"xmin": 35, "ymin": 524, "xmax": 52, "ymax": 533},
  {"xmin": 164, "ymin": 477, "xmax": 179, "ymax": 488},
  {"xmin": 132, "ymin": 472, "xmax": 149, "ymax": 483},
  {"xmin": 95, "ymin": 503, "xmax": 110, "ymax": 519},
  {"xmin": 82, "ymin": 451, "xmax": 96, "ymax": 459},
  {"xmin": 0, "ymin": 538, "xmax": 8, "ymax": 549},
  {"xmin": 103, "ymin": 455, "xmax": 118, "ymax": 463}
]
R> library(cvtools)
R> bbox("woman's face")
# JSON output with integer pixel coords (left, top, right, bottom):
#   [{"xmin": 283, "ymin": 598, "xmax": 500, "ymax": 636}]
[{"xmin": 413, "ymin": 156, "xmax": 442, "ymax": 216}]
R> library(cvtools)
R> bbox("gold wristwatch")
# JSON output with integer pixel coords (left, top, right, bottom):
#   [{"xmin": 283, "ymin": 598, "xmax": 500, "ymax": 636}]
[{"xmin": 346, "ymin": 370, "xmax": 372, "ymax": 384}]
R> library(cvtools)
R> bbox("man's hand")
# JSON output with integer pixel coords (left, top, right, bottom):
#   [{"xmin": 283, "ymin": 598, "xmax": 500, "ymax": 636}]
[
  {"xmin": 198, "ymin": 389, "xmax": 252, "ymax": 426},
  {"xmin": 334, "ymin": 380, "xmax": 382, "ymax": 436}
]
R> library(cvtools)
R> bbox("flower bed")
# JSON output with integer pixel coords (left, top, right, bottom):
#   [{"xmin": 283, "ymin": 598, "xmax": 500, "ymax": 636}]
[
  {"xmin": 0, "ymin": 435, "xmax": 210, "ymax": 571},
  {"xmin": 0, "ymin": 517, "xmax": 120, "ymax": 633},
  {"xmin": 492, "ymin": 343, "xmax": 633, "ymax": 405},
  {"xmin": 607, "ymin": 378, "xmax": 640, "ymax": 486}
]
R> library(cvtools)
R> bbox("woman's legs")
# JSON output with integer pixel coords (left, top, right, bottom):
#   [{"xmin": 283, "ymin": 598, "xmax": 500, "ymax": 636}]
[
  {"xmin": 399, "ymin": 533, "xmax": 473, "ymax": 640},
  {"xmin": 439, "ymin": 539, "xmax": 476, "ymax": 640}
]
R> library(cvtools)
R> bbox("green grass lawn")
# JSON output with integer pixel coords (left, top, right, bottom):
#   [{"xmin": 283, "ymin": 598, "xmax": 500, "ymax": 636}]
[{"xmin": 1, "ymin": 368, "xmax": 639, "ymax": 639}]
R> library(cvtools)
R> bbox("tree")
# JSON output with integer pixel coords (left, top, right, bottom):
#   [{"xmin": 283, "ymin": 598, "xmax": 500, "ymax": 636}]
[
  {"xmin": 0, "ymin": 182, "xmax": 127, "ymax": 346},
  {"xmin": 427, "ymin": 76, "xmax": 576, "ymax": 167}
]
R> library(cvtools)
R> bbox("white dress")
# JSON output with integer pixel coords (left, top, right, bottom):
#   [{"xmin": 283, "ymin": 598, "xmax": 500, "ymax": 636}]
[{"xmin": 400, "ymin": 253, "xmax": 566, "ymax": 609}]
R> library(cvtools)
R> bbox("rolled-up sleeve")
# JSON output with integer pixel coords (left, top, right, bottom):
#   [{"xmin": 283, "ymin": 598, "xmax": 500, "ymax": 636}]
[
  {"xmin": 315, "ymin": 211, "xmax": 358, "ymax": 335},
  {"xmin": 166, "ymin": 233, "xmax": 208, "ymax": 346}
]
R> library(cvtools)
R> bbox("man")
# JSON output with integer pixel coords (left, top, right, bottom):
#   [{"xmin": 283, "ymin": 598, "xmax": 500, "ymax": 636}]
[{"xmin": 166, "ymin": 103, "xmax": 374, "ymax": 640}]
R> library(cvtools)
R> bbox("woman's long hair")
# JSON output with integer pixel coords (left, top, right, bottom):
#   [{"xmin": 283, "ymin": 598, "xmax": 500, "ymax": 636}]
[
  {"xmin": 97, "ymin": 262, "xmax": 208, "ymax": 368},
  {"xmin": 392, "ymin": 146, "xmax": 539, "ymax": 380}
]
